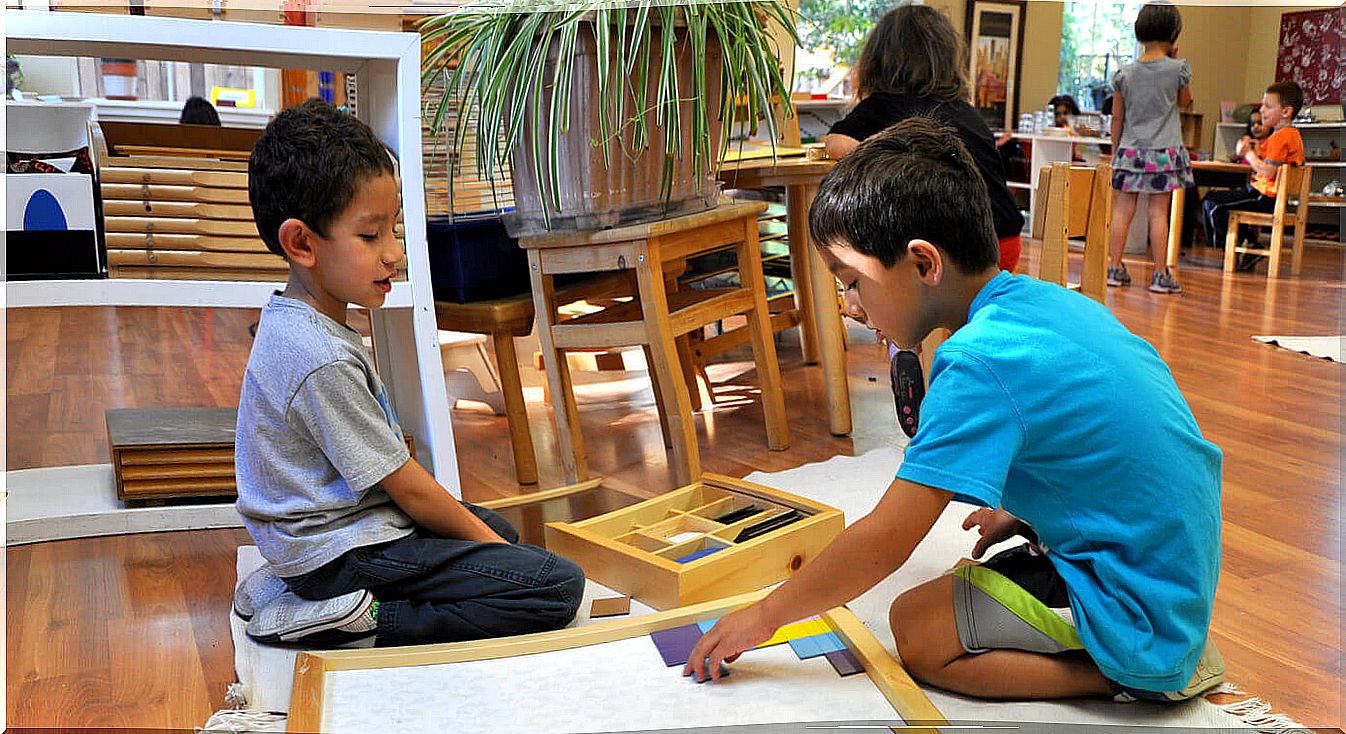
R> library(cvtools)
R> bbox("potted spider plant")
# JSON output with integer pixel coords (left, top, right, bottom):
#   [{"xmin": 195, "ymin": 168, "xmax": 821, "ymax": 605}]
[{"xmin": 419, "ymin": 0, "xmax": 796, "ymax": 236}]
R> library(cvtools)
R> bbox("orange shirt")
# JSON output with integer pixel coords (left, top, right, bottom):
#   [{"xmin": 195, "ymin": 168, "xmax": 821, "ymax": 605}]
[{"xmin": 1251, "ymin": 127, "xmax": 1305, "ymax": 197}]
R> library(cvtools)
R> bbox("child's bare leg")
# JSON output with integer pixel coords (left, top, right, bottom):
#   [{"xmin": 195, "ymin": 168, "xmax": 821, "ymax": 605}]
[
  {"xmin": 1146, "ymin": 191, "xmax": 1173, "ymax": 272},
  {"xmin": 889, "ymin": 575, "xmax": 1112, "ymax": 699},
  {"xmin": 1108, "ymin": 190, "xmax": 1138, "ymax": 269}
]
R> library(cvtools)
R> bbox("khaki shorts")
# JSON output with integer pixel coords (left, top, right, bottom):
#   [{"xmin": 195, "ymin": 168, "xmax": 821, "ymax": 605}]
[{"xmin": 950, "ymin": 544, "xmax": 1225, "ymax": 702}]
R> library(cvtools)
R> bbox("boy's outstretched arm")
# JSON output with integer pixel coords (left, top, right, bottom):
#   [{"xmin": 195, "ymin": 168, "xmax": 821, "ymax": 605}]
[
  {"xmin": 684, "ymin": 478, "xmax": 952, "ymax": 681},
  {"xmin": 379, "ymin": 457, "xmax": 507, "ymax": 543}
]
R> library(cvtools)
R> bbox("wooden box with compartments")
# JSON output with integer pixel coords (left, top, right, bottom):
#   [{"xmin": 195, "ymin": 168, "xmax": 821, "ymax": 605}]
[{"xmin": 543, "ymin": 473, "xmax": 844, "ymax": 610}]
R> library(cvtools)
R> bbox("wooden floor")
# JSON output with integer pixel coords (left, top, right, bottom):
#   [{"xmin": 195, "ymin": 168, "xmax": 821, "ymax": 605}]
[{"xmin": 7, "ymin": 242, "xmax": 1344, "ymax": 729}]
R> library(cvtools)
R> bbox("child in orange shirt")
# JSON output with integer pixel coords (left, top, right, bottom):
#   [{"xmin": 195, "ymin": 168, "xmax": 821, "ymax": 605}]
[{"xmin": 1200, "ymin": 81, "xmax": 1305, "ymax": 271}]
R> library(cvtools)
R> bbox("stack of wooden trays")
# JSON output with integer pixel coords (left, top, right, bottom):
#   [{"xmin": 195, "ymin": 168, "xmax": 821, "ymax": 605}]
[
  {"xmin": 107, "ymin": 407, "xmax": 415, "ymax": 502},
  {"xmin": 421, "ymin": 38, "xmax": 515, "ymax": 219},
  {"xmin": 100, "ymin": 154, "xmax": 291, "ymax": 281}
]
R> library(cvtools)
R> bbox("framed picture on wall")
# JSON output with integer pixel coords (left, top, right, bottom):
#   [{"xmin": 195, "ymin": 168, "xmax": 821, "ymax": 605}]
[{"xmin": 966, "ymin": 0, "xmax": 1026, "ymax": 132}]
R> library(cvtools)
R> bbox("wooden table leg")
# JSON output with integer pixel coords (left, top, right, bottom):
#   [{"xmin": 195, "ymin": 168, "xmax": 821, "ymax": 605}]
[
  {"xmin": 1167, "ymin": 186, "xmax": 1184, "ymax": 269},
  {"xmin": 737, "ymin": 212, "xmax": 790, "ymax": 451},
  {"xmin": 528, "ymin": 251, "xmax": 588, "ymax": 483},
  {"xmin": 786, "ymin": 184, "xmax": 820, "ymax": 364},
  {"xmin": 490, "ymin": 332, "xmax": 538, "ymax": 485},
  {"xmin": 800, "ymin": 183, "xmax": 852, "ymax": 437}
]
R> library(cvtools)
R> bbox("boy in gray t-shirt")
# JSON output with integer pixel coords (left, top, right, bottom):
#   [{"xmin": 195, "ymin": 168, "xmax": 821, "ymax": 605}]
[{"xmin": 234, "ymin": 99, "xmax": 584, "ymax": 648}]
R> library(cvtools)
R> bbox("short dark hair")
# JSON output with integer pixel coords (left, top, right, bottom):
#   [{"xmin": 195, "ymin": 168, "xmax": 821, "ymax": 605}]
[
  {"xmin": 1266, "ymin": 81, "xmax": 1304, "ymax": 118},
  {"xmin": 179, "ymin": 96, "xmax": 221, "ymax": 126},
  {"xmin": 1049, "ymin": 94, "xmax": 1080, "ymax": 115},
  {"xmin": 248, "ymin": 98, "xmax": 395, "ymax": 258},
  {"xmin": 809, "ymin": 116, "xmax": 999, "ymax": 274},
  {"xmin": 1134, "ymin": 1, "xmax": 1182, "ymax": 44},
  {"xmin": 854, "ymin": 5, "xmax": 967, "ymax": 102}
]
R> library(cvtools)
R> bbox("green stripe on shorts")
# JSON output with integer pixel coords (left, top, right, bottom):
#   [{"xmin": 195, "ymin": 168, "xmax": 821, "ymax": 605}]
[{"xmin": 953, "ymin": 564, "xmax": 1084, "ymax": 650}]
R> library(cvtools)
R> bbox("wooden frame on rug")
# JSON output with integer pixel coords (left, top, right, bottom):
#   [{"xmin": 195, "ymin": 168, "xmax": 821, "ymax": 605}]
[
  {"xmin": 287, "ymin": 589, "xmax": 947, "ymax": 733},
  {"xmin": 966, "ymin": 0, "xmax": 1027, "ymax": 132}
]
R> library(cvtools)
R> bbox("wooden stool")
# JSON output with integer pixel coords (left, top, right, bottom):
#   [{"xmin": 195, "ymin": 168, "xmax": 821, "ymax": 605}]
[
  {"xmin": 434, "ymin": 296, "xmax": 539, "ymax": 485},
  {"xmin": 434, "ymin": 274, "xmax": 636, "ymax": 486},
  {"xmin": 521, "ymin": 202, "xmax": 790, "ymax": 486}
]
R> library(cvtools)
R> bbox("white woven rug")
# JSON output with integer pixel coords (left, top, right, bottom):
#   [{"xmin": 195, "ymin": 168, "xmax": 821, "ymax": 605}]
[{"xmin": 1252, "ymin": 335, "xmax": 1343, "ymax": 362}]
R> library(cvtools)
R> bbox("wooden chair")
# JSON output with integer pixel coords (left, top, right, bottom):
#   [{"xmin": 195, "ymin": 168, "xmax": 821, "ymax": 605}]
[
  {"xmin": 433, "ymin": 273, "xmax": 633, "ymax": 486},
  {"xmin": 1223, "ymin": 164, "xmax": 1312, "ymax": 278},
  {"xmin": 1032, "ymin": 161, "xmax": 1111, "ymax": 301}
]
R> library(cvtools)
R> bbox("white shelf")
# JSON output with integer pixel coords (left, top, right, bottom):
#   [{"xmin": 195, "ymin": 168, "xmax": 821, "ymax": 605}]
[
  {"xmin": 6, "ymin": 278, "xmax": 414, "ymax": 308},
  {"xmin": 1012, "ymin": 132, "xmax": 1111, "ymax": 145},
  {"xmin": 1305, "ymin": 160, "xmax": 1346, "ymax": 167},
  {"xmin": 6, "ymin": 11, "xmax": 460, "ymax": 494},
  {"xmin": 1007, "ymin": 181, "xmax": 1033, "ymax": 190}
]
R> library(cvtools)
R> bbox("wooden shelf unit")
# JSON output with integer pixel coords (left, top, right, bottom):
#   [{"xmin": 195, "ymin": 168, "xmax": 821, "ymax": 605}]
[
  {"xmin": 6, "ymin": 10, "xmax": 460, "ymax": 492},
  {"xmin": 544, "ymin": 473, "xmax": 844, "ymax": 610}
]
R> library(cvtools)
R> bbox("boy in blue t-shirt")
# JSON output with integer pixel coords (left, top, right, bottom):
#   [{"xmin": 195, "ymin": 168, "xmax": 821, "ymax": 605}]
[{"xmin": 686, "ymin": 117, "xmax": 1224, "ymax": 702}]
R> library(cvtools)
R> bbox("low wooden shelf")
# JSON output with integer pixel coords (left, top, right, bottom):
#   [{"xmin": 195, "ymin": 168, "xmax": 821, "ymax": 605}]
[{"xmin": 107, "ymin": 407, "xmax": 414, "ymax": 501}]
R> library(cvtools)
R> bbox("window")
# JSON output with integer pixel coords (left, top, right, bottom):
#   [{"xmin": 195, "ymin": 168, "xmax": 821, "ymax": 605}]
[
  {"xmin": 1058, "ymin": 1, "xmax": 1141, "ymax": 111},
  {"xmin": 794, "ymin": 0, "xmax": 891, "ymax": 93}
]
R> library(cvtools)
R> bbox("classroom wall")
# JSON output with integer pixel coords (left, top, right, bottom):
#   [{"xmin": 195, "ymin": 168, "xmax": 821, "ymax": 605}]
[
  {"xmin": 1241, "ymin": 4, "xmax": 1342, "ymax": 120},
  {"xmin": 1175, "ymin": 4, "xmax": 1256, "ymax": 150}
]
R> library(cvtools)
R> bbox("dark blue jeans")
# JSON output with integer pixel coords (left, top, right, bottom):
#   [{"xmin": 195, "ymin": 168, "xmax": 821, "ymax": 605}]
[
  {"xmin": 1201, "ymin": 185, "xmax": 1275, "ymax": 249},
  {"xmin": 286, "ymin": 504, "xmax": 585, "ymax": 646}
]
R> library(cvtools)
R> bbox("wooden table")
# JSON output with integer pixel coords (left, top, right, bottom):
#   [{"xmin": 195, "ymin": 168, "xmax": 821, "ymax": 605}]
[
  {"xmin": 1167, "ymin": 160, "xmax": 1253, "ymax": 267},
  {"xmin": 719, "ymin": 156, "xmax": 852, "ymax": 437}
]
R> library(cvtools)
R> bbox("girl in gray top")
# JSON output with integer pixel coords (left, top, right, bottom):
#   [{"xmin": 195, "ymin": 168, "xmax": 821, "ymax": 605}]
[{"xmin": 1106, "ymin": 1, "xmax": 1193, "ymax": 295}]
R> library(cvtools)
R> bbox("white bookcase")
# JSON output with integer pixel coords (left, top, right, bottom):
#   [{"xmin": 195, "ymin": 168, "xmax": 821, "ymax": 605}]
[
  {"xmin": 6, "ymin": 12, "xmax": 461, "ymax": 494},
  {"xmin": 1214, "ymin": 121, "xmax": 1346, "ymax": 242}
]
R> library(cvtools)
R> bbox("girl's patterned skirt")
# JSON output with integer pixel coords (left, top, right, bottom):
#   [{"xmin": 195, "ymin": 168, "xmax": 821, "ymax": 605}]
[{"xmin": 1111, "ymin": 146, "xmax": 1194, "ymax": 193}]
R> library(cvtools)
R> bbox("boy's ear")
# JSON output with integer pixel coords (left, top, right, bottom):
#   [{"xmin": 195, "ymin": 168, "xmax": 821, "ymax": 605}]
[
  {"xmin": 278, "ymin": 218, "xmax": 318, "ymax": 268},
  {"xmin": 906, "ymin": 239, "xmax": 943, "ymax": 285}
]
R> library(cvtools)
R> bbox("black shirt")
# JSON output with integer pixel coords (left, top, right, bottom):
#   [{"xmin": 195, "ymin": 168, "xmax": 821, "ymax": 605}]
[{"xmin": 829, "ymin": 93, "xmax": 1025, "ymax": 239}]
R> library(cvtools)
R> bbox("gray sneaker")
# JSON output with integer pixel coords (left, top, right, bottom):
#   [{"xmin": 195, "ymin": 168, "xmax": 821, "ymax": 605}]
[
  {"xmin": 1148, "ymin": 270, "xmax": 1182, "ymax": 294},
  {"xmin": 246, "ymin": 589, "xmax": 377, "ymax": 646},
  {"xmin": 233, "ymin": 563, "xmax": 287, "ymax": 620},
  {"xmin": 1106, "ymin": 266, "xmax": 1131, "ymax": 287}
]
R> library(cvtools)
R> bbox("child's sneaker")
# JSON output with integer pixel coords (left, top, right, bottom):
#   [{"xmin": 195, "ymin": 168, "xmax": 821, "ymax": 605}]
[
  {"xmin": 1106, "ymin": 265, "xmax": 1131, "ymax": 287},
  {"xmin": 1172, "ymin": 638, "xmax": 1227, "ymax": 700},
  {"xmin": 888, "ymin": 343, "xmax": 925, "ymax": 439},
  {"xmin": 1235, "ymin": 250, "xmax": 1266, "ymax": 273},
  {"xmin": 245, "ymin": 589, "xmax": 378, "ymax": 647},
  {"xmin": 233, "ymin": 563, "xmax": 287, "ymax": 620},
  {"xmin": 1148, "ymin": 270, "xmax": 1182, "ymax": 294}
]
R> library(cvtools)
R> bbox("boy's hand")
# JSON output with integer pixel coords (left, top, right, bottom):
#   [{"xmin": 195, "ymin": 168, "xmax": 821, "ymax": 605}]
[
  {"xmin": 380, "ymin": 458, "xmax": 508, "ymax": 543},
  {"xmin": 962, "ymin": 507, "xmax": 1025, "ymax": 559},
  {"xmin": 683, "ymin": 605, "xmax": 776, "ymax": 683}
]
